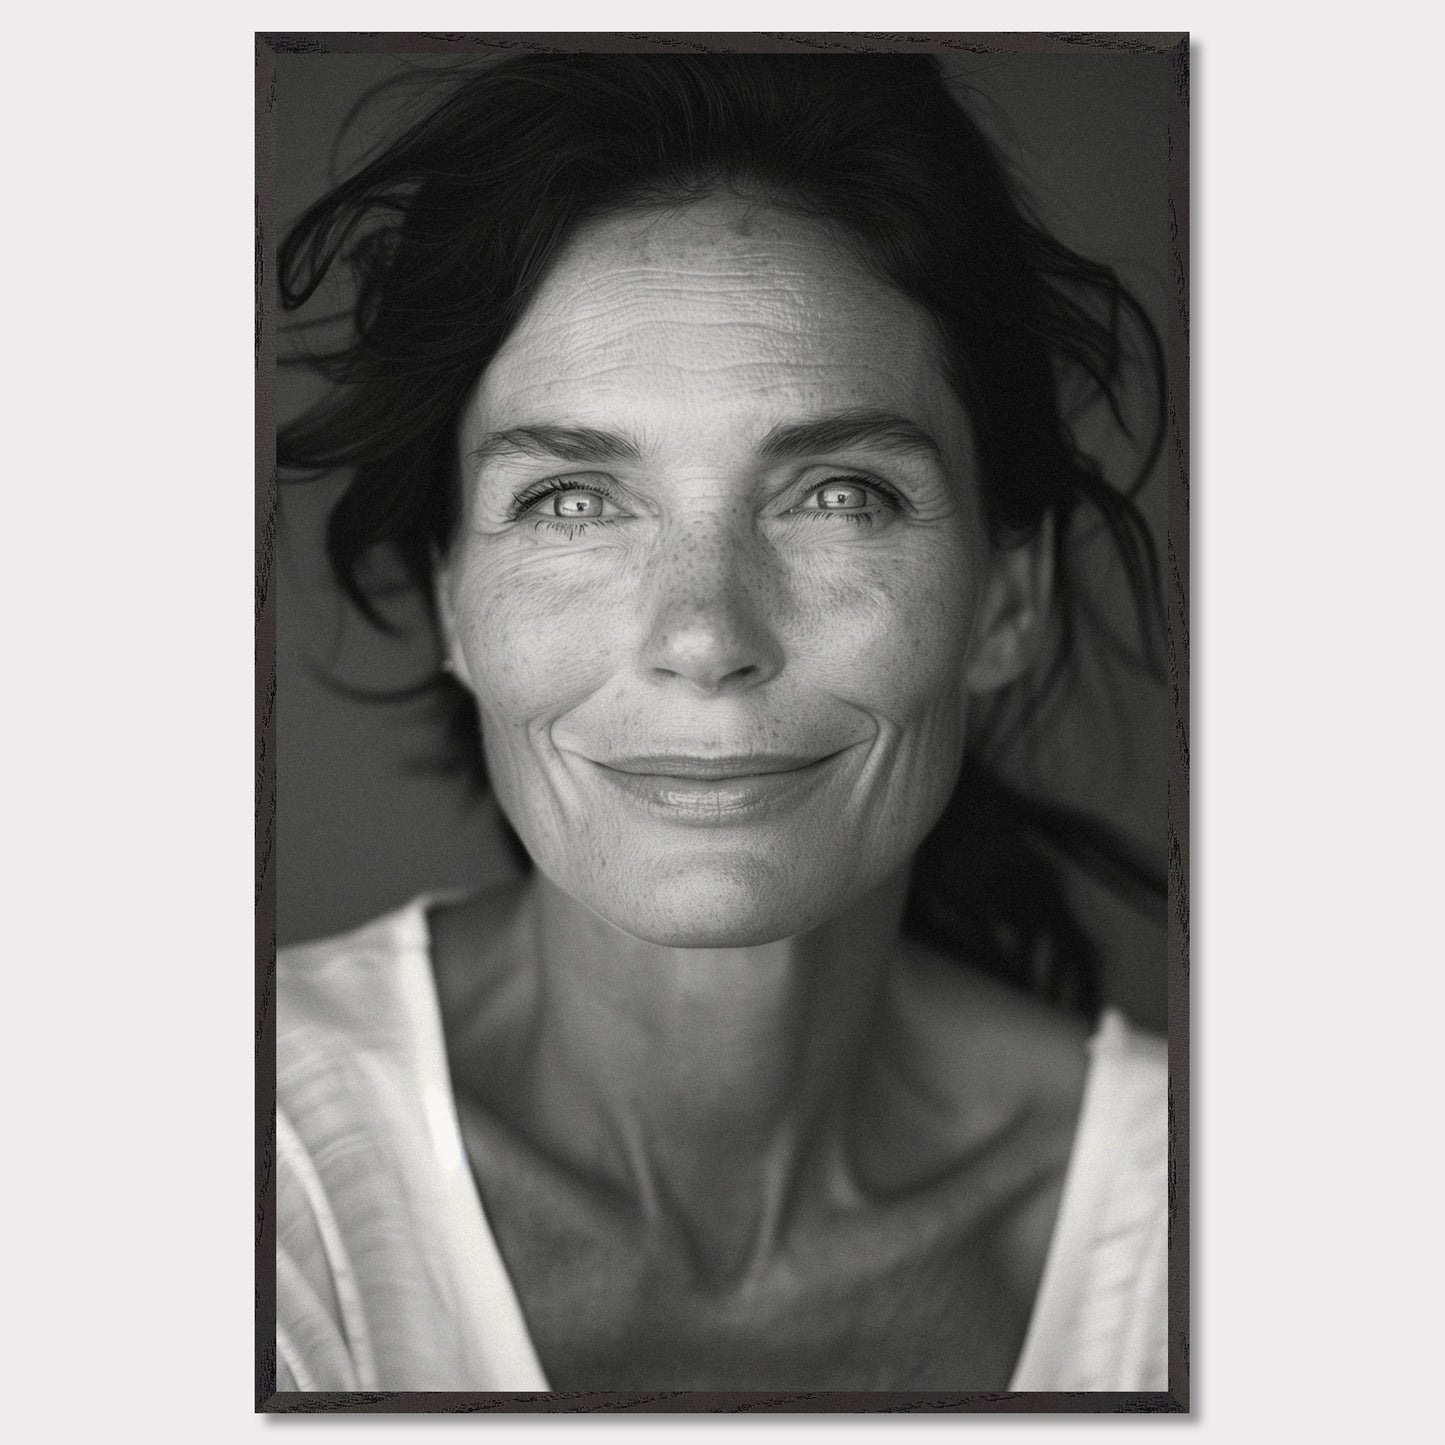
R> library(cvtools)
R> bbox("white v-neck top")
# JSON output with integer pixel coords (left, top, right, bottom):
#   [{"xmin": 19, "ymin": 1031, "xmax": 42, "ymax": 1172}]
[{"xmin": 275, "ymin": 899, "xmax": 1169, "ymax": 1393}]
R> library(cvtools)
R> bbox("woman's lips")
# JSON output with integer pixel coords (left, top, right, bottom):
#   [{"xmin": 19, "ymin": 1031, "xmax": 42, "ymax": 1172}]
[
  {"xmin": 584, "ymin": 750, "xmax": 847, "ymax": 824},
  {"xmin": 598, "ymin": 752, "xmax": 830, "ymax": 779}
]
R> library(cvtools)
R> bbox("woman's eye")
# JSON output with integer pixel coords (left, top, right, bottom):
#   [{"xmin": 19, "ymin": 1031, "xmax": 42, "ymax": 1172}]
[
  {"xmin": 808, "ymin": 483, "xmax": 873, "ymax": 511},
  {"xmin": 508, "ymin": 481, "xmax": 625, "ymax": 525},
  {"xmin": 791, "ymin": 478, "xmax": 897, "ymax": 517},
  {"xmin": 545, "ymin": 489, "xmax": 608, "ymax": 519}
]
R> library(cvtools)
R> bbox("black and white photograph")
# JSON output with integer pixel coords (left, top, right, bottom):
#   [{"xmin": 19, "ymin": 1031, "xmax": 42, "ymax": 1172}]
[{"xmin": 258, "ymin": 31, "xmax": 1188, "ymax": 1412}]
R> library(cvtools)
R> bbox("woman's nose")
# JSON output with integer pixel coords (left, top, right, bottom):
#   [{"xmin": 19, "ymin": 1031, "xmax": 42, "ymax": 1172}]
[{"xmin": 639, "ymin": 522, "xmax": 785, "ymax": 694}]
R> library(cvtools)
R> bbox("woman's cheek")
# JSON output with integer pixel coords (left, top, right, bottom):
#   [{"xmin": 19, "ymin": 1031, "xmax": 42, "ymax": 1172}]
[
  {"xmin": 455, "ymin": 544, "xmax": 632, "ymax": 722},
  {"xmin": 789, "ymin": 537, "xmax": 978, "ymax": 722}
]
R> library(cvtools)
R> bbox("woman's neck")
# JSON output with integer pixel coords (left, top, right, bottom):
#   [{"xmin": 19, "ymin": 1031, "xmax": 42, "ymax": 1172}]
[{"xmin": 475, "ymin": 869, "xmax": 911, "ymax": 1277}]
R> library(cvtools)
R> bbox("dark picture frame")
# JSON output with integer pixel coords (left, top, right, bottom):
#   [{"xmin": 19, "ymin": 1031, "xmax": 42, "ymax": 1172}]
[{"xmin": 256, "ymin": 29, "xmax": 1189, "ymax": 1415}]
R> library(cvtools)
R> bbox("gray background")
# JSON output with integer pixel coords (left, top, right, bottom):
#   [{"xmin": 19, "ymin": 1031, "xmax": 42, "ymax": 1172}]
[{"xmin": 274, "ymin": 47, "xmax": 1171, "ymax": 1030}]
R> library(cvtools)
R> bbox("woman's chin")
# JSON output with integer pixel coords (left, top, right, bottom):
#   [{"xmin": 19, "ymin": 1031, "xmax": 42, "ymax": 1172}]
[{"xmin": 565, "ymin": 852, "xmax": 859, "ymax": 951}]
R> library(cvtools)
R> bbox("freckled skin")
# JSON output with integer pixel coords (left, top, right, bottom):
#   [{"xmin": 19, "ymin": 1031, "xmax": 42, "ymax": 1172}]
[{"xmin": 443, "ymin": 197, "xmax": 1033, "ymax": 947}]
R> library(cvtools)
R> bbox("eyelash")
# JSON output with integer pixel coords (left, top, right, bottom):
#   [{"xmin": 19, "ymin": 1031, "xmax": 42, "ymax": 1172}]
[
  {"xmin": 504, "ymin": 475, "xmax": 904, "ymax": 533},
  {"xmin": 504, "ymin": 476, "xmax": 612, "ymax": 523},
  {"xmin": 790, "ymin": 477, "xmax": 904, "ymax": 529}
]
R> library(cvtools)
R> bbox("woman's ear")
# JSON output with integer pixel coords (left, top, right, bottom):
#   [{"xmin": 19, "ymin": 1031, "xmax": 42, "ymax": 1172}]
[
  {"xmin": 432, "ymin": 553, "xmax": 476, "ymax": 690},
  {"xmin": 964, "ymin": 515, "xmax": 1055, "ymax": 695}
]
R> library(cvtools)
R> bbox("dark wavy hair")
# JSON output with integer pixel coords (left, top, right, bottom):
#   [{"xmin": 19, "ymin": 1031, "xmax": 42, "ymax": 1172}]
[{"xmin": 278, "ymin": 52, "xmax": 1167, "ymax": 1017}]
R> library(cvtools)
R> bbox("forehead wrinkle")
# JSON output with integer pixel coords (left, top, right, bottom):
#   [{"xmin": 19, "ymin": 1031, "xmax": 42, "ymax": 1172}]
[
  {"xmin": 515, "ymin": 238, "xmax": 887, "ymax": 345},
  {"xmin": 495, "ymin": 215, "xmax": 938, "ymax": 391},
  {"xmin": 497, "ymin": 335, "xmax": 929, "ymax": 395},
  {"xmin": 505, "ymin": 292, "xmax": 842, "ymax": 364}
]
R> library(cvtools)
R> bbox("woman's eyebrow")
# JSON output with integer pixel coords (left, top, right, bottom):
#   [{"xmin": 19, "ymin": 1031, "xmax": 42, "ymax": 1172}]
[
  {"xmin": 466, "ymin": 410, "xmax": 943, "ymax": 470},
  {"xmin": 466, "ymin": 424, "xmax": 644, "ymax": 467},
  {"xmin": 757, "ymin": 410, "xmax": 945, "ymax": 464}
]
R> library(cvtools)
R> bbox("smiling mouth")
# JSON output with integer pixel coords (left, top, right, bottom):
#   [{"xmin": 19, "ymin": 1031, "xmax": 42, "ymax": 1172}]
[
  {"xmin": 598, "ymin": 752, "xmax": 833, "ymax": 780},
  {"xmin": 586, "ymin": 749, "xmax": 848, "ymax": 823}
]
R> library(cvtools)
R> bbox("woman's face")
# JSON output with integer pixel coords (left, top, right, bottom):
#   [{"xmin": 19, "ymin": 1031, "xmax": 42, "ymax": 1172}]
[{"xmin": 445, "ymin": 196, "xmax": 1043, "ymax": 947}]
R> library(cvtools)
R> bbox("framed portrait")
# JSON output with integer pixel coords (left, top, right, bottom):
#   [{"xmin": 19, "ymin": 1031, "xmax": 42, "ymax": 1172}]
[{"xmin": 256, "ymin": 30, "xmax": 1189, "ymax": 1414}]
